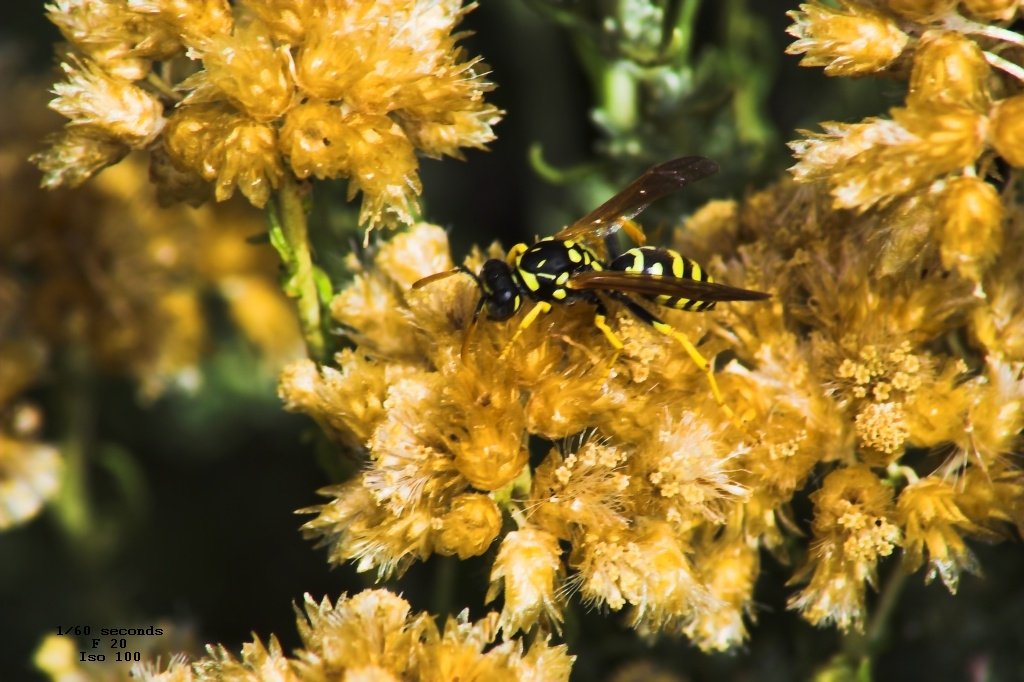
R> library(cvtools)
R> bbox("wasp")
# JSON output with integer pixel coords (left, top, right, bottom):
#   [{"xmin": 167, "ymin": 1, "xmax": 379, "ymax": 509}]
[{"xmin": 413, "ymin": 156, "xmax": 769, "ymax": 426}]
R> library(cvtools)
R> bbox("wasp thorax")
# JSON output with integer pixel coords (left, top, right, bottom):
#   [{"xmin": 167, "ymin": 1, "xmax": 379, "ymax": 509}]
[{"xmin": 480, "ymin": 259, "xmax": 520, "ymax": 320}]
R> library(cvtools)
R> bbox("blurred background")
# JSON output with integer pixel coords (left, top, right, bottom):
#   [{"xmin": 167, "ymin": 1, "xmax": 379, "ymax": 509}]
[{"xmin": 1, "ymin": 1, "xmax": 1022, "ymax": 680}]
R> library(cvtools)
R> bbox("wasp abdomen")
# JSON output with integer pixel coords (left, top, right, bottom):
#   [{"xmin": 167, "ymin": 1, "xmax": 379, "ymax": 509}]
[{"xmin": 609, "ymin": 246, "xmax": 716, "ymax": 312}]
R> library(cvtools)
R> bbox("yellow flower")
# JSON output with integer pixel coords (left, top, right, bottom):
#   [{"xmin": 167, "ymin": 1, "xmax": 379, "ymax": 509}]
[
  {"xmin": 907, "ymin": 31, "xmax": 991, "ymax": 111},
  {"xmin": 961, "ymin": 358, "xmax": 1024, "ymax": 467},
  {"xmin": 938, "ymin": 176, "xmax": 1003, "ymax": 285},
  {"xmin": 39, "ymin": 0, "xmax": 501, "ymax": 230},
  {"xmin": 124, "ymin": 0, "xmax": 233, "ymax": 45},
  {"xmin": 897, "ymin": 477, "xmax": 982, "ymax": 592},
  {"xmin": 790, "ymin": 103, "xmax": 987, "ymax": 210},
  {"xmin": 436, "ymin": 492, "xmax": 502, "ymax": 559},
  {"xmin": 10, "ymin": 73, "xmax": 303, "ymax": 399},
  {"xmin": 486, "ymin": 527, "xmax": 564, "ymax": 634},
  {"xmin": 33, "ymin": 128, "xmax": 129, "ymax": 189},
  {"xmin": 288, "ymin": 169, "xmax": 1024, "ymax": 647},
  {"xmin": 329, "ymin": 223, "xmax": 453, "ymax": 357},
  {"xmin": 164, "ymin": 103, "xmax": 283, "ymax": 207},
  {"xmin": 292, "ymin": 591, "xmax": 427, "ymax": 676},
  {"xmin": 528, "ymin": 440, "xmax": 632, "ymax": 540},
  {"xmin": 279, "ymin": 353, "xmax": 393, "ymax": 449},
  {"xmin": 961, "ymin": 0, "xmax": 1019, "ymax": 20},
  {"xmin": 49, "ymin": 57, "xmax": 165, "ymax": 147},
  {"xmin": 957, "ymin": 466, "xmax": 1024, "ymax": 538},
  {"xmin": 239, "ymin": 0, "xmax": 321, "ymax": 44},
  {"xmin": 989, "ymin": 94, "xmax": 1024, "ymax": 168},
  {"xmin": 137, "ymin": 589, "xmax": 572, "ymax": 681},
  {"xmin": 181, "ymin": 19, "xmax": 295, "ymax": 121},
  {"xmin": 302, "ymin": 480, "xmax": 438, "ymax": 579},
  {"xmin": 683, "ymin": 532, "xmax": 759, "ymax": 651},
  {"xmin": 786, "ymin": 2, "xmax": 909, "ymax": 76},
  {"xmin": 637, "ymin": 411, "xmax": 748, "ymax": 524},
  {"xmin": 970, "ymin": 209, "xmax": 1024, "ymax": 361},
  {"xmin": 788, "ymin": 467, "xmax": 900, "ymax": 631},
  {"xmin": 292, "ymin": 223, "xmax": 765, "ymax": 645},
  {"xmin": 45, "ymin": 0, "xmax": 181, "ymax": 80},
  {"xmin": 574, "ymin": 521, "xmax": 712, "ymax": 635}
]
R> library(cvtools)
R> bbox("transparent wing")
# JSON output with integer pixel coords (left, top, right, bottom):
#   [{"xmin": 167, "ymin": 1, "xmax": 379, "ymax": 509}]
[{"xmin": 552, "ymin": 156, "xmax": 719, "ymax": 252}]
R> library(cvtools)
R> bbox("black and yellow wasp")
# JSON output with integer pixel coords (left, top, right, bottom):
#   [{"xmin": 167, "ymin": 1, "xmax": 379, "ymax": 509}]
[{"xmin": 413, "ymin": 156, "xmax": 769, "ymax": 424}]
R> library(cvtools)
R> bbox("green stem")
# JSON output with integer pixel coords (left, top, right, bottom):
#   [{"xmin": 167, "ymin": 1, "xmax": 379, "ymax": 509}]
[
  {"xmin": 673, "ymin": 0, "xmax": 703, "ymax": 63},
  {"xmin": 431, "ymin": 555, "xmax": 458, "ymax": 619},
  {"xmin": 601, "ymin": 60, "xmax": 639, "ymax": 133},
  {"xmin": 52, "ymin": 345, "xmax": 95, "ymax": 547},
  {"xmin": 528, "ymin": 144, "xmax": 603, "ymax": 184},
  {"xmin": 268, "ymin": 176, "xmax": 327, "ymax": 363},
  {"xmin": 841, "ymin": 566, "xmax": 909, "ymax": 678}
]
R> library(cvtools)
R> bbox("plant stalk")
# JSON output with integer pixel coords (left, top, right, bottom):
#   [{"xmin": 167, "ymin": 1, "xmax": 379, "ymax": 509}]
[{"xmin": 269, "ymin": 176, "xmax": 327, "ymax": 363}]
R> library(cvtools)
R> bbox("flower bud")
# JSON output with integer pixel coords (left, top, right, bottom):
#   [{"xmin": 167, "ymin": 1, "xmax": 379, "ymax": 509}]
[
  {"xmin": 50, "ymin": 58, "xmax": 165, "ymax": 148},
  {"xmin": 786, "ymin": 2, "xmax": 908, "ymax": 76},
  {"xmin": 190, "ymin": 20, "xmax": 295, "ymax": 121},
  {"xmin": 940, "ymin": 176, "xmax": 1003, "ymax": 283},
  {"xmin": 961, "ymin": 0, "xmax": 1018, "ymax": 20},
  {"xmin": 908, "ymin": 31, "xmax": 990, "ymax": 111},
  {"xmin": 31, "ymin": 128, "xmax": 129, "ymax": 189},
  {"xmin": 454, "ymin": 442, "xmax": 529, "ymax": 492},
  {"xmin": 487, "ymin": 528, "xmax": 564, "ymax": 634},
  {"xmin": 165, "ymin": 104, "xmax": 283, "ymax": 207},
  {"xmin": 990, "ymin": 95, "xmax": 1024, "ymax": 167},
  {"xmin": 436, "ymin": 493, "xmax": 502, "ymax": 559}
]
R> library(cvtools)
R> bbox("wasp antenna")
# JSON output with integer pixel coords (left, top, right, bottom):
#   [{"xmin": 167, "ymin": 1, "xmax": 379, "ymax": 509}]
[{"xmin": 412, "ymin": 267, "xmax": 467, "ymax": 289}]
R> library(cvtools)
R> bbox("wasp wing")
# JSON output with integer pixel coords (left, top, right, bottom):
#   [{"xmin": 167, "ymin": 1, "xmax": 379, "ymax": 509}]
[
  {"xmin": 552, "ymin": 156, "xmax": 719, "ymax": 252},
  {"xmin": 566, "ymin": 270, "xmax": 770, "ymax": 302}
]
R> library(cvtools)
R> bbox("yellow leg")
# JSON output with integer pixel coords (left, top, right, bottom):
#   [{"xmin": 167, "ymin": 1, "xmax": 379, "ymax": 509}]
[
  {"xmin": 651, "ymin": 320, "xmax": 752, "ymax": 437},
  {"xmin": 593, "ymin": 313, "xmax": 624, "ymax": 350},
  {"xmin": 620, "ymin": 218, "xmax": 647, "ymax": 247},
  {"xmin": 593, "ymin": 312, "xmax": 623, "ymax": 370},
  {"xmin": 499, "ymin": 301, "xmax": 551, "ymax": 360}
]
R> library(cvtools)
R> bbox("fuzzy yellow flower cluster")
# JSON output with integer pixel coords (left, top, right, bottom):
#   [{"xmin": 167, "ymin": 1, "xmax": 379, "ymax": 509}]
[
  {"xmin": 1, "ymin": 73, "xmax": 305, "ymax": 527},
  {"xmin": 283, "ymin": 223, "xmax": 766, "ymax": 651},
  {"xmin": 36, "ymin": 0, "xmax": 500, "ymax": 229},
  {"xmin": 679, "ymin": 176, "xmax": 1023, "ymax": 629},
  {"xmin": 283, "ymin": 167, "xmax": 1022, "ymax": 647},
  {"xmin": 4, "ymin": 152, "xmax": 302, "ymax": 398},
  {"xmin": 786, "ymin": 1, "xmax": 1024, "ymax": 285},
  {"xmin": 10, "ymin": 72, "xmax": 304, "ymax": 398},
  {"xmin": 133, "ymin": 589, "xmax": 573, "ymax": 681}
]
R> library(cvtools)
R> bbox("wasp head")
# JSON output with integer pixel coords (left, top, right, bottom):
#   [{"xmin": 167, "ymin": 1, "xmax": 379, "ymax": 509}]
[{"xmin": 479, "ymin": 259, "xmax": 520, "ymax": 320}]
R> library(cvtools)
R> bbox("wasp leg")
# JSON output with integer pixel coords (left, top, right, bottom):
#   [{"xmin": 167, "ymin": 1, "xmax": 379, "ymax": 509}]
[
  {"xmin": 592, "ymin": 299, "xmax": 624, "ymax": 370},
  {"xmin": 592, "ymin": 300, "xmax": 624, "ymax": 351},
  {"xmin": 609, "ymin": 292, "xmax": 749, "ymax": 434},
  {"xmin": 498, "ymin": 300, "xmax": 552, "ymax": 360},
  {"xmin": 619, "ymin": 218, "xmax": 647, "ymax": 247}
]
